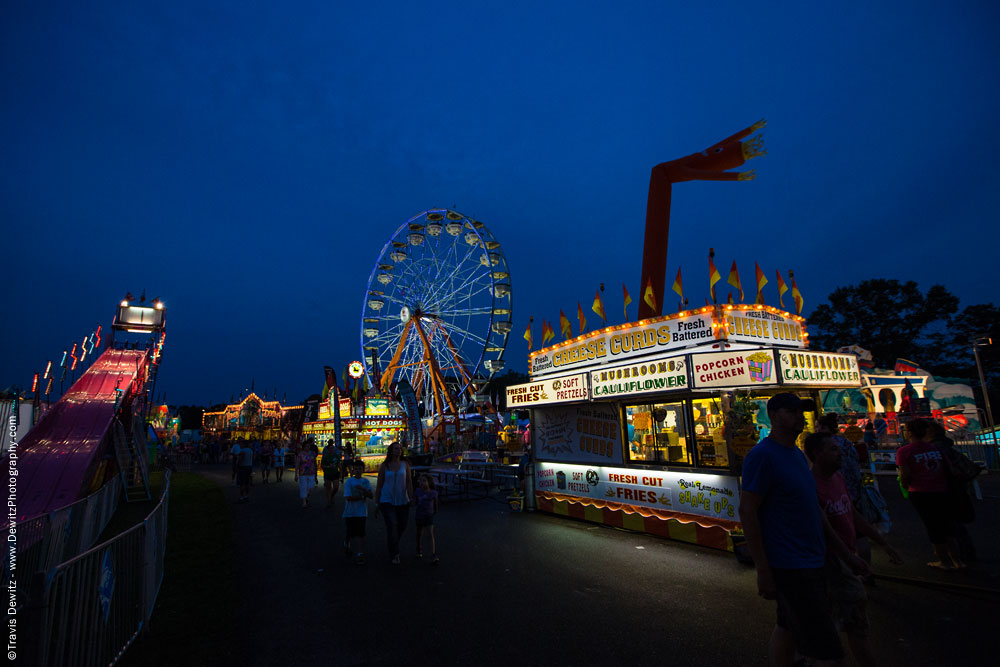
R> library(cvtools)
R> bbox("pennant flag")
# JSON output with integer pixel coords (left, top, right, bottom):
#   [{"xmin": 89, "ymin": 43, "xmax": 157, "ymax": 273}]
[
  {"xmin": 542, "ymin": 320, "xmax": 555, "ymax": 344},
  {"xmin": 727, "ymin": 260, "xmax": 744, "ymax": 302},
  {"xmin": 622, "ymin": 284, "xmax": 632, "ymax": 321},
  {"xmin": 643, "ymin": 277, "xmax": 656, "ymax": 312},
  {"xmin": 672, "ymin": 268, "xmax": 684, "ymax": 303},
  {"xmin": 776, "ymin": 270, "xmax": 788, "ymax": 309},
  {"xmin": 559, "ymin": 310, "xmax": 572, "ymax": 340},
  {"xmin": 727, "ymin": 291, "xmax": 734, "ymax": 304},
  {"xmin": 894, "ymin": 358, "xmax": 920, "ymax": 375},
  {"xmin": 592, "ymin": 290, "xmax": 606, "ymax": 323},
  {"xmin": 789, "ymin": 270, "xmax": 804, "ymax": 315},
  {"xmin": 523, "ymin": 318, "xmax": 533, "ymax": 351},
  {"xmin": 708, "ymin": 249, "xmax": 722, "ymax": 303},
  {"xmin": 577, "ymin": 302, "xmax": 587, "ymax": 335},
  {"xmin": 754, "ymin": 262, "xmax": 768, "ymax": 304}
]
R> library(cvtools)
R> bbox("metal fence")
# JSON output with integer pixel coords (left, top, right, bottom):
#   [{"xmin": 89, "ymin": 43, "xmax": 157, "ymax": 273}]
[
  {"xmin": 5, "ymin": 476, "xmax": 123, "ymax": 606},
  {"xmin": 28, "ymin": 470, "xmax": 171, "ymax": 666}
]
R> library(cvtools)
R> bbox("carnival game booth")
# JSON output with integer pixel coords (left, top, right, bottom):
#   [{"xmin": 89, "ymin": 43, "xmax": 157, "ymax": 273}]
[{"xmin": 510, "ymin": 304, "xmax": 862, "ymax": 552}]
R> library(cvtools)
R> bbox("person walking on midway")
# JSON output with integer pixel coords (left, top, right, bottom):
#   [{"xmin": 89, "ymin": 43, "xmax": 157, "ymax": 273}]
[
  {"xmin": 374, "ymin": 441, "xmax": 413, "ymax": 565},
  {"xmin": 295, "ymin": 439, "xmax": 319, "ymax": 508},
  {"xmin": 230, "ymin": 440, "xmax": 241, "ymax": 486},
  {"xmin": 897, "ymin": 419, "xmax": 965, "ymax": 570},
  {"xmin": 321, "ymin": 440, "xmax": 344, "ymax": 509},
  {"xmin": 805, "ymin": 432, "xmax": 903, "ymax": 667},
  {"xmin": 236, "ymin": 442, "xmax": 254, "ymax": 503},
  {"xmin": 740, "ymin": 393, "xmax": 869, "ymax": 667},
  {"xmin": 414, "ymin": 474, "xmax": 440, "ymax": 564},
  {"xmin": 260, "ymin": 439, "xmax": 274, "ymax": 484},
  {"xmin": 343, "ymin": 460, "xmax": 373, "ymax": 565},
  {"xmin": 273, "ymin": 441, "xmax": 287, "ymax": 482}
]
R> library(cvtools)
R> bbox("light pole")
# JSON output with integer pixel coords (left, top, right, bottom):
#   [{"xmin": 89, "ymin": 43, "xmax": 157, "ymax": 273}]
[{"xmin": 973, "ymin": 337, "xmax": 994, "ymax": 433}]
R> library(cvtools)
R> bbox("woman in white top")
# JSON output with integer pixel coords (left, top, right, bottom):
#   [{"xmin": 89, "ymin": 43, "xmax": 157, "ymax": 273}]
[{"xmin": 375, "ymin": 442, "xmax": 413, "ymax": 564}]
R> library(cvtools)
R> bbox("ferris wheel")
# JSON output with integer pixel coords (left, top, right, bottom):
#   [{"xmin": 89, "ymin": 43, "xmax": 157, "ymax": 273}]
[{"xmin": 360, "ymin": 209, "xmax": 512, "ymax": 417}]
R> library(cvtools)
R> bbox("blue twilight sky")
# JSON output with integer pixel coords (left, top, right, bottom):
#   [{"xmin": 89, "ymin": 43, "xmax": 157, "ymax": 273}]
[{"xmin": 3, "ymin": 1, "xmax": 998, "ymax": 406}]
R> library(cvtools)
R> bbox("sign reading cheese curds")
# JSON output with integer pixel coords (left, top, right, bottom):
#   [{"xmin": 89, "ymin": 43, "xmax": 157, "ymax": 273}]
[
  {"xmin": 530, "ymin": 313, "xmax": 714, "ymax": 378},
  {"xmin": 506, "ymin": 373, "xmax": 589, "ymax": 407}
]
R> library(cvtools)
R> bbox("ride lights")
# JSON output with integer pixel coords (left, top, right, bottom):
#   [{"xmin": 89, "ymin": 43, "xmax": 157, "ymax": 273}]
[
  {"xmin": 120, "ymin": 300, "xmax": 128, "ymax": 307},
  {"xmin": 43, "ymin": 360, "xmax": 52, "ymax": 379},
  {"xmin": 31, "ymin": 373, "xmax": 38, "ymax": 393}
]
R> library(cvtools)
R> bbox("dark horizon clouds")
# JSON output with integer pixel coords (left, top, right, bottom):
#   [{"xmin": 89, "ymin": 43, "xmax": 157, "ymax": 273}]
[{"xmin": 3, "ymin": 1, "xmax": 998, "ymax": 406}]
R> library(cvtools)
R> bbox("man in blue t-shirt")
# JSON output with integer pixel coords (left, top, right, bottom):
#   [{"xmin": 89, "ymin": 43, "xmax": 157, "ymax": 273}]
[{"xmin": 740, "ymin": 393, "xmax": 868, "ymax": 666}]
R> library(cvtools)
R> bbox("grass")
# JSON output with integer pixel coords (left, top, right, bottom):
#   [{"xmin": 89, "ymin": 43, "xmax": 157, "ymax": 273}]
[
  {"xmin": 95, "ymin": 471, "xmax": 165, "ymax": 544},
  {"xmin": 119, "ymin": 471, "xmax": 238, "ymax": 666}
]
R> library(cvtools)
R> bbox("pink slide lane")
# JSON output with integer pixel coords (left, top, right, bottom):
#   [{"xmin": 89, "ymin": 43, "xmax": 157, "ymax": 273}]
[{"xmin": 13, "ymin": 348, "xmax": 148, "ymax": 522}]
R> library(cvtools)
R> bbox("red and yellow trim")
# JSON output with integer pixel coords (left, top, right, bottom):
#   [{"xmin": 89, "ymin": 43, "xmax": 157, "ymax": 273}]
[{"xmin": 536, "ymin": 491, "xmax": 735, "ymax": 552}]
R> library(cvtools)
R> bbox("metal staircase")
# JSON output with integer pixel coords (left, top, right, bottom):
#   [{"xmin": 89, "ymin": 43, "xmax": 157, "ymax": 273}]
[{"xmin": 112, "ymin": 416, "xmax": 151, "ymax": 502}]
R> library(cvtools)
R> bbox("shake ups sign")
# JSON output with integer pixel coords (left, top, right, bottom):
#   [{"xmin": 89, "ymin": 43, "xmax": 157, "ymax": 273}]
[
  {"xmin": 506, "ymin": 373, "xmax": 589, "ymax": 407},
  {"xmin": 690, "ymin": 349, "xmax": 779, "ymax": 389}
]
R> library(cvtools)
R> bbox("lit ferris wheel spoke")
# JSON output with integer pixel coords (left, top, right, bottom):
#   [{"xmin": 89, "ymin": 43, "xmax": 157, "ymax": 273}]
[{"xmin": 360, "ymin": 208, "xmax": 512, "ymax": 418}]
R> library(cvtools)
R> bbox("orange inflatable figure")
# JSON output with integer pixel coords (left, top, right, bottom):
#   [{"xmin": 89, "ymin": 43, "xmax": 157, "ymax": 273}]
[{"xmin": 637, "ymin": 119, "xmax": 766, "ymax": 319}]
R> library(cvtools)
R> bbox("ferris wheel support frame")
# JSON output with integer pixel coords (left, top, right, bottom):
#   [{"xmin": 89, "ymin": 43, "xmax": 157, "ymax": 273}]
[
  {"xmin": 379, "ymin": 318, "xmax": 413, "ymax": 393},
  {"xmin": 412, "ymin": 316, "xmax": 461, "ymax": 422}
]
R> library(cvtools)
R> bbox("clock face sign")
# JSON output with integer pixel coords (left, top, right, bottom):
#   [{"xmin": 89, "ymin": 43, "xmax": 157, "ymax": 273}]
[
  {"xmin": 348, "ymin": 361, "xmax": 365, "ymax": 379},
  {"xmin": 400, "ymin": 306, "xmax": 411, "ymax": 323}
]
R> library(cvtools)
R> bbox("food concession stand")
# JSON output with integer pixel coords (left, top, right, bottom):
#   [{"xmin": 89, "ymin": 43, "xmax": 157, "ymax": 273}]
[{"xmin": 508, "ymin": 304, "xmax": 862, "ymax": 552}]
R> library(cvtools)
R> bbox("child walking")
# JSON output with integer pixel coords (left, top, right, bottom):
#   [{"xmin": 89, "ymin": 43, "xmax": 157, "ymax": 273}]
[
  {"xmin": 343, "ymin": 460, "xmax": 373, "ymax": 565},
  {"xmin": 414, "ymin": 474, "xmax": 440, "ymax": 564}
]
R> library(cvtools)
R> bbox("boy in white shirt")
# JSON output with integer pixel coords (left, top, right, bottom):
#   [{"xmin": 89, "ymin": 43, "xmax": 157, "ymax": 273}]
[{"xmin": 343, "ymin": 460, "xmax": 373, "ymax": 564}]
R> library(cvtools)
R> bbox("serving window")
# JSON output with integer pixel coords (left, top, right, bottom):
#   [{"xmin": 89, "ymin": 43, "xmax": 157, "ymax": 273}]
[
  {"xmin": 625, "ymin": 401, "xmax": 692, "ymax": 465},
  {"xmin": 691, "ymin": 398, "xmax": 728, "ymax": 468}
]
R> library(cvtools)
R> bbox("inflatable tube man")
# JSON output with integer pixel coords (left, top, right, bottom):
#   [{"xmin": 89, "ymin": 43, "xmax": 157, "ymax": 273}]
[{"xmin": 638, "ymin": 120, "xmax": 766, "ymax": 319}]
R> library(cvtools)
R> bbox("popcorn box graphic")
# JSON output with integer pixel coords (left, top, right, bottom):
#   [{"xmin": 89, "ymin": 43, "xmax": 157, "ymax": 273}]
[{"xmin": 747, "ymin": 353, "xmax": 773, "ymax": 383}]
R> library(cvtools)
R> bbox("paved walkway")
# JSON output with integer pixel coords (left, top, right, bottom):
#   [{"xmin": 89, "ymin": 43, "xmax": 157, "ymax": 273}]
[{"xmin": 194, "ymin": 464, "xmax": 997, "ymax": 666}]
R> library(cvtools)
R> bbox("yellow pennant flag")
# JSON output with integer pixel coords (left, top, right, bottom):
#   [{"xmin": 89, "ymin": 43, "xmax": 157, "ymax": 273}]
[
  {"xmin": 542, "ymin": 320, "xmax": 554, "ymax": 344},
  {"xmin": 559, "ymin": 310, "xmax": 572, "ymax": 340},
  {"xmin": 708, "ymin": 250, "xmax": 722, "ymax": 303},
  {"xmin": 790, "ymin": 270, "xmax": 804, "ymax": 315},
  {"xmin": 523, "ymin": 320, "xmax": 532, "ymax": 350},
  {"xmin": 643, "ymin": 277, "xmax": 657, "ymax": 312},
  {"xmin": 577, "ymin": 302, "xmax": 587, "ymax": 335},
  {"xmin": 622, "ymin": 283, "xmax": 632, "ymax": 320},
  {"xmin": 727, "ymin": 261, "xmax": 744, "ymax": 302},
  {"xmin": 592, "ymin": 290, "xmax": 606, "ymax": 323},
  {"xmin": 776, "ymin": 270, "xmax": 788, "ymax": 309}
]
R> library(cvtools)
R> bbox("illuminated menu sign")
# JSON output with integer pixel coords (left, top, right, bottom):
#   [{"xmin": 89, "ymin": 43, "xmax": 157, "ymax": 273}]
[
  {"xmin": 365, "ymin": 398, "xmax": 390, "ymax": 416},
  {"xmin": 530, "ymin": 313, "xmax": 714, "ymax": 378},
  {"xmin": 535, "ymin": 462, "xmax": 739, "ymax": 522},
  {"xmin": 779, "ymin": 350, "xmax": 861, "ymax": 387},
  {"xmin": 690, "ymin": 349, "xmax": 779, "ymax": 389},
  {"xmin": 722, "ymin": 308, "xmax": 805, "ymax": 348},
  {"xmin": 506, "ymin": 373, "xmax": 589, "ymax": 407},
  {"xmin": 589, "ymin": 357, "xmax": 687, "ymax": 398},
  {"xmin": 339, "ymin": 398, "xmax": 352, "ymax": 418}
]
